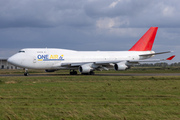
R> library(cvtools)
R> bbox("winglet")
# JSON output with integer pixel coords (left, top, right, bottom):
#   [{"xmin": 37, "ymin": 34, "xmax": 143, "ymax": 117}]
[
  {"xmin": 166, "ymin": 55, "xmax": 175, "ymax": 60},
  {"xmin": 129, "ymin": 27, "xmax": 158, "ymax": 51}
]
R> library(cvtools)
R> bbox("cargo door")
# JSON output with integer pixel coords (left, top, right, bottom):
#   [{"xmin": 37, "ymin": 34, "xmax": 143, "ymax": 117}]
[{"xmin": 33, "ymin": 56, "xmax": 36, "ymax": 63}]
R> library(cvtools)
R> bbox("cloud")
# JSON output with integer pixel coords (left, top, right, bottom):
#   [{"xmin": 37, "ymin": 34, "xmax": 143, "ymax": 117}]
[
  {"xmin": 0, "ymin": 0, "xmax": 94, "ymax": 28},
  {"xmin": 109, "ymin": 0, "xmax": 123, "ymax": 8},
  {"xmin": 1, "ymin": 0, "xmax": 180, "ymax": 29},
  {"xmin": 84, "ymin": 0, "xmax": 180, "ymax": 28}
]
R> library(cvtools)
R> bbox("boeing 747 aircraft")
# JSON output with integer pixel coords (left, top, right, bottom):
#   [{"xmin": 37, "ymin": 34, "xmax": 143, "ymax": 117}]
[{"xmin": 8, "ymin": 27, "xmax": 175, "ymax": 76}]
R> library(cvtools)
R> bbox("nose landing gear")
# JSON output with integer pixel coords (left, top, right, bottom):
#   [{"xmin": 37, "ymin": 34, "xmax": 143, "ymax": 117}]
[{"xmin": 24, "ymin": 68, "xmax": 29, "ymax": 76}]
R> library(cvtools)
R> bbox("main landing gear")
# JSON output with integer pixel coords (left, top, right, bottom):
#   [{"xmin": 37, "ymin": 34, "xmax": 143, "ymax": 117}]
[
  {"xmin": 89, "ymin": 71, "xmax": 95, "ymax": 75},
  {"xmin": 24, "ymin": 68, "xmax": 29, "ymax": 76},
  {"xmin": 70, "ymin": 70, "xmax": 77, "ymax": 75},
  {"xmin": 82, "ymin": 71, "xmax": 95, "ymax": 75},
  {"xmin": 69, "ymin": 70, "xmax": 95, "ymax": 75}
]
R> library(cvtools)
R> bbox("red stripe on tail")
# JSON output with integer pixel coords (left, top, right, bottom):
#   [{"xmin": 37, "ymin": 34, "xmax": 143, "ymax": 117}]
[{"xmin": 129, "ymin": 27, "xmax": 158, "ymax": 51}]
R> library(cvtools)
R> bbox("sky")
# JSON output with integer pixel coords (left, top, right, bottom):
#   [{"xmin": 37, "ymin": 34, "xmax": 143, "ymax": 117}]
[{"xmin": 0, "ymin": 0, "xmax": 179, "ymax": 63}]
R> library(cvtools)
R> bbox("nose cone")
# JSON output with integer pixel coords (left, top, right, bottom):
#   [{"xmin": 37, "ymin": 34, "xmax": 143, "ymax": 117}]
[
  {"xmin": 7, "ymin": 54, "xmax": 22, "ymax": 67},
  {"xmin": 8, "ymin": 56, "xmax": 16, "ymax": 65},
  {"xmin": 7, "ymin": 57, "xmax": 12, "ymax": 63}
]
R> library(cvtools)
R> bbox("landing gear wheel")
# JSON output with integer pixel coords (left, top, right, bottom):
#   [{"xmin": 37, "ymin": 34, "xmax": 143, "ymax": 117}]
[
  {"xmin": 74, "ymin": 71, "xmax": 77, "ymax": 75},
  {"xmin": 81, "ymin": 73, "xmax": 88, "ymax": 75},
  {"xmin": 90, "ymin": 71, "xmax": 95, "ymax": 75},
  {"xmin": 70, "ymin": 70, "xmax": 77, "ymax": 75},
  {"xmin": 82, "ymin": 71, "xmax": 95, "ymax": 75},
  {"xmin": 24, "ymin": 69, "xmax": 29, "ymax": 76},
  {"xmin": 24, "ymin": 72, "xmax": 29, "ymax": 76}
]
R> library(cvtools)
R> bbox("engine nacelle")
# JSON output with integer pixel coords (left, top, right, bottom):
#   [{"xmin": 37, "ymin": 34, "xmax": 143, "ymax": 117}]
[
  {"xmin": 79, "ymin": 64, "xmax": 93, "ymax": 73},
  {"xmin": 45, "ymin": 69, "xmax": 57, "ymax": 72},
  {"xmin": 114, "ymin": 62, "xmax": 128, "ymax": 71}
]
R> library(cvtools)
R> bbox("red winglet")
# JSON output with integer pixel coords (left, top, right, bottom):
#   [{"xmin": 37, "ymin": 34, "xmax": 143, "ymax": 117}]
[
  {"xmin": 166, "ymin": 55, "xmax": 175, "ymax": 60},
  {"xmin": 129, "ymin": 27, "xmax": 158, "ymax": 51}
]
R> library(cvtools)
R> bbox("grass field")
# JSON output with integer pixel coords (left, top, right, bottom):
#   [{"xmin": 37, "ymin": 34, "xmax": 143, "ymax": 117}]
[
  {"xmin": 0, "ymin": 66, "xmax": 180, "ymax": 75},
  {"xmin": 1, "ymin": 70, "xmax": 180, "ymax": 120}
]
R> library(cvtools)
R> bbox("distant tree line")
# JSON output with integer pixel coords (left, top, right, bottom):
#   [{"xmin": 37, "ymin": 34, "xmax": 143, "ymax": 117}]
[{"xmin": 135, "ymin": 62, "xmax": 180, "ymax": 67}]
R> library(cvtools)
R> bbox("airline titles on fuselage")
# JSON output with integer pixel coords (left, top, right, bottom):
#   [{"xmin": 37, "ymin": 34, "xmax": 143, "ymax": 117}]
[{"xmin": 37, "ymin": 54, "xmax": 64, "ymax": 61}]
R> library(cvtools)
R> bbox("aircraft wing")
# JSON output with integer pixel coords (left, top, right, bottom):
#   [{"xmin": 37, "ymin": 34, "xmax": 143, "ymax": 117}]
[
  {"xmin": 61, "ymin": 61, "xmax": 122, "ymax": 67},
  {"xmin": 61, "ymin": 62, "xmax": 91, "ymax": 67},
  {"xmin": 61, "ymin": 55, "xmax": 175, "ymax": 67}
]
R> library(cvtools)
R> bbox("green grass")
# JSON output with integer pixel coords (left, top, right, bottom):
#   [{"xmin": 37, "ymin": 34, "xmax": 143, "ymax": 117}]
[
  {"xmin": 0, "ymin": 66, "xmax": 180, "ymax": 75},
  {"xmin": 0, "ymin": 75, "xmax": 180, "ymax": 119}
]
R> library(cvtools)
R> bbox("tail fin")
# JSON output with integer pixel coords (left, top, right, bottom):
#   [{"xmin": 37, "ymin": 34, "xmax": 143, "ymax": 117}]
[{"xmin": 129, "ymin": 27, "xmax": 158, "ymax": 51}]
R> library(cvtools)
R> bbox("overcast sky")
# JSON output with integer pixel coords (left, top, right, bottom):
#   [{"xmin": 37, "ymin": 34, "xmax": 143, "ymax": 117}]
[{"xmin": 0, "ymin": 0, "xmax": 179, "ymax": 63}]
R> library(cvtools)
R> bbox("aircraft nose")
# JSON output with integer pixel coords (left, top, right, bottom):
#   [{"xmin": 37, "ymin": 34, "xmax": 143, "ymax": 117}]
[
  {"xmin": 8, "ymin": 56, "xmax": 16, "ymax": 64},
  {"xmin": 7, "ymin": 55, "xmax": 21, "ymax": 66}
]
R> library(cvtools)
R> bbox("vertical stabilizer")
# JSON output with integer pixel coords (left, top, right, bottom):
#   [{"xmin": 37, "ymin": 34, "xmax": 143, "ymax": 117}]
[{"xmin": 129, "ymin": 27, "xmax": 158, "ymax": 51}]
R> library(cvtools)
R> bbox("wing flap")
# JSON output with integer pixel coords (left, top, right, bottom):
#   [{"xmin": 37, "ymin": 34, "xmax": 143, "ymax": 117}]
[
  {"xmin": 61, "ymin": 62, "xmax": 90, "ymax": 67},
  {"xmin": 95, "ymin": 60, "xmax": 122, "ymax": 65},
  {"xmin": 61, "ymin": 60, "xmax": 123, "ymax": 67}
]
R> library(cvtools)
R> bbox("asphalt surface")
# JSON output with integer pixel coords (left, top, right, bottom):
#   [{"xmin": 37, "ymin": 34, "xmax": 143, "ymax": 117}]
[{"xmin": 0, "ymin": 73, "xmax": 180, "ymax": 76}]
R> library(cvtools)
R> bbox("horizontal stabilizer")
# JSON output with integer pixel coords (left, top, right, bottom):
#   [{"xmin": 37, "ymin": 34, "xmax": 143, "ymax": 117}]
[
  {"xmin": 128, "ymin": 55, "xmax": 175, "ymax": 63},
  {"xmin": 140, "ymin": 51, "xmax": 172, "ymax": 56}
]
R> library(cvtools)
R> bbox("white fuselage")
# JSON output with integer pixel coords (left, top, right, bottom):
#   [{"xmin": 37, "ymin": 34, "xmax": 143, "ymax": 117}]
[{"xmin": 8, "ymin": 48, "xmax": 154, "ymax": 70}]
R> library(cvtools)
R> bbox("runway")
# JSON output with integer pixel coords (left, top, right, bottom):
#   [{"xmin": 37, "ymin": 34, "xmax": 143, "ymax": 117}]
[{"xmin": 1, "ymin": 73, "xmax": 180, "ymax": 77}]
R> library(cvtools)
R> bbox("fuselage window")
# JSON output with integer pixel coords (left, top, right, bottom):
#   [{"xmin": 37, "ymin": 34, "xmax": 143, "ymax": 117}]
[
  {"xmin": 37, "ymin": 51, "xmax": 43, "ymax": 53},
  {"xmin": 19, "ymin": 51, "xmax": 25, "ymax": 53}
]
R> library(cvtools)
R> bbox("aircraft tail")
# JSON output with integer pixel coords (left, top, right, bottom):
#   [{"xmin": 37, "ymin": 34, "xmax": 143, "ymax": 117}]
[{"xmin": 129, "ymin": 27, "xmax": 158, "ymax": 51}]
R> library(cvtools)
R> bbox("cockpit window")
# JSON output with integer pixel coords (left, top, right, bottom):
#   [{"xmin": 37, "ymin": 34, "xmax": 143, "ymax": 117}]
[{"xmin": 19, "ymin": 51, "xmax": 25, "ymax": 53}]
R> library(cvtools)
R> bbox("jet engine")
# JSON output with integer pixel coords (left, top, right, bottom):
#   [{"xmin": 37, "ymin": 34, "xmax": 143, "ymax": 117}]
[
  {"xmin": 45, "ymin": 69, "xmax": 57, "ymax": 72},
  {"xmin": 79, "ymin": 64, "xmax": 93, "ymax": 73},
  {"xmin": 114, "ymin": 62, "xmax": 128, "ymax": 71}
]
